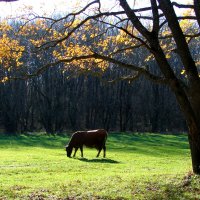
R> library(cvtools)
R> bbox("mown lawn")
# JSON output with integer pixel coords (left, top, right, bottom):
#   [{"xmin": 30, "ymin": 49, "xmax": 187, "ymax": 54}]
[{"xmin": 0, "ymin": 132, "xmax": 199, "ymax": 200}]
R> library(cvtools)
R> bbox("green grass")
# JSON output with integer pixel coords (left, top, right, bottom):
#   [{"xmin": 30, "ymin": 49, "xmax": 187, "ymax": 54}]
[{"xmin": 0, "ymin": 132, "xmax": 199, "ymax": 200}]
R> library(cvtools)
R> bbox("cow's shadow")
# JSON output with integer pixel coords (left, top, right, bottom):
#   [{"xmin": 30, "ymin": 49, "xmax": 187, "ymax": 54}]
[{"xmin": 75, "ymin": 158, "xmax": 120, "ymax": 164}]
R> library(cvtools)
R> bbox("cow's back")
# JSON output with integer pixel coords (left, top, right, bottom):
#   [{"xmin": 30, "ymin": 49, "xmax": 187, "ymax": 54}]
[
  {"xmin": 84, "ymin": 129, "xmax": 107, "ymax": 148},
  {"xmin": 69, "ymin": 131, "xmax": 86, "ymax": 147}
]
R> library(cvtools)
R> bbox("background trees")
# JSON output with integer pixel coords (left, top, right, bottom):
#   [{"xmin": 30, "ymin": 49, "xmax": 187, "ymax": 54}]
[
  {"xmin": 0, "ymin": 67, "xmax": 185, "ymax": 134},
  {"xmin": 0, "ymin": 20, "xmax": 184, "ymax": 133},
  {"xmin": 0, "ymin": 17, "xmax": 185, "ymax": 134}
]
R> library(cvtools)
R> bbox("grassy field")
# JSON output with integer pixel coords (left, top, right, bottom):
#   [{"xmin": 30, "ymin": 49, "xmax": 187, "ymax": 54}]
[{"xmin": 0, "ymin": 132, "xmax": 199, "ymax": 200}]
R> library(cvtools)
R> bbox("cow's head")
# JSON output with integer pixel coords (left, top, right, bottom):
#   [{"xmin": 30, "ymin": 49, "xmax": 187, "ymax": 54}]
[{"xmin": 65, "ymin": 145, "xmax": 72, "ymax": 157}]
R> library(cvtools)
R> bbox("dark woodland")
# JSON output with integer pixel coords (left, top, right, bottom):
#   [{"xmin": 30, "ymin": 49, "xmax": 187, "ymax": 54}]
[{"xmin": 0, "ymin": 47, "xmax": 186, "ymax": 134}]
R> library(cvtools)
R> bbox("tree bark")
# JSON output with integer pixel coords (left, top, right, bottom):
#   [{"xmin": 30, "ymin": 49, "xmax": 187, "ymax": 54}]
[
  {"xmin": 172, "ymin": 83, "xmax": 200, "ymax": 174},
  {"xmin": 187, "ymin": 119, "xmax": 200, "ymax": 174}
]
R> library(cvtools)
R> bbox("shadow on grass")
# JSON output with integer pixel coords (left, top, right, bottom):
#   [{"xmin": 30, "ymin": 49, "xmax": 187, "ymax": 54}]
[
  {"xmin": 107, "ymin": 133, "xmax": 189, "ymax": 157},
  {"xmin": 0, "ymin": 134, "xmax": 68, "ymax": 149},
  {"xmin": 75, "ymin": 157, "xmax": 120, "ymax": 164},
  {"xmin": 0, "ymin": 133, "xmax": 189, "ymax": 157}
]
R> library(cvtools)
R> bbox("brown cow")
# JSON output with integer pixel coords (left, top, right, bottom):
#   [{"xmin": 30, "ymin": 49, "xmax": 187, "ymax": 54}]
[{"xmin": 65, "ymin": 129, "xmax": 108, "ymax": 158}]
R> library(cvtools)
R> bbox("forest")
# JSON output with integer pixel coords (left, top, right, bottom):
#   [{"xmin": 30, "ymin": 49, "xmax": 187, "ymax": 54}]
[{"xmin": 0, "ymin": 17, "xmax": 192, "ymax": 134}]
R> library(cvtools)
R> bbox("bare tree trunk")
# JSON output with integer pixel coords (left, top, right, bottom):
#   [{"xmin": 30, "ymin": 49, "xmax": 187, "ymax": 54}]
[
  {"xmin": 187, "ymin": 120, "xmax": 200, "ymax": 174},
  {"xmin": 169, "ymin": 79, "xmax": 200, "ymax": 174},
  {"xmin": 185, "ymin": 94, "xmax": 200, "ymax": 174}
]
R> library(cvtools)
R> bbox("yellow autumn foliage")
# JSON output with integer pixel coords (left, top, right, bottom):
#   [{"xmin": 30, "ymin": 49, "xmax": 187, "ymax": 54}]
[{"xmin": 0, "ymin": 34, "xmax": 24, "ymax": 68}]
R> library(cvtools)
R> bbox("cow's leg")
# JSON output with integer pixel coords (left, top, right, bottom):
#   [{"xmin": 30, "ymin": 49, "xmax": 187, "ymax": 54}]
[
  {"xmin": 73, "ymin": 147, "xmax": 78, "ymax": 157},
  {"xmin": 80, "ymin": 146, "xmax": 83, "ymax": 157},
  {"xmin": 96, "ymin": 147, "xmax": 102, "ymax": 157},
  {"xmin": 103, "ymin": 145, "xmax": 106, "ymax": 158}
]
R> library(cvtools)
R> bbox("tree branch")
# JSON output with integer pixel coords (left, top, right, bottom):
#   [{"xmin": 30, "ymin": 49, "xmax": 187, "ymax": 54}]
[
  {"xmin": 3, "ymin": 52, "xmax": 168, "ymax": 85},
  {"xmin": 119, "ymin": 0, "xmax": 152, "ymax": 40},
  {"xmin": 92, "ymin": 52, "xmax": 168, "ymax": 84},
  {"xmin": 151, "ymin": 0, "xmax": 160, "ymax": 36},
  {"xmin": 194, "ymin": 0, "xmax": 200, "ymax": 29},
  {"xmin": 107, "ymin": 72, "xmax": 142, "ymax": 84},
  {"xmin": 158, "ymin": 0, "xmax": 200, "ymax": 83},
  {"xmin": 172, "ymin": 2, "xmax": 194, "ymax": 9}
]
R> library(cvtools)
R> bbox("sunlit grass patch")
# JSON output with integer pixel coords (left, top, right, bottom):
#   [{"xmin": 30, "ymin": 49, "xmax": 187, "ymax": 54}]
[{"xmin": 0, "ymin": 133, "xmax": 199, "ymax": 199}]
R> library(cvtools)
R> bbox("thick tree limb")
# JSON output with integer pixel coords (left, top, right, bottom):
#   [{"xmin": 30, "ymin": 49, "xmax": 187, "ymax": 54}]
[
  {"xmin": 92, "ymin": 53, "xmax": 168, "ymax": 84},
  {"xmin": 172, "ymin": 2, "xmax": 194, "ymax": 9},
  {"xmin": 158, "ymin": 0, "xmax": 200, "ymax": 85},
  {"xmin": 151, "ymin": 0, "xmax": 160, "ymax": 36},
  {"xmin": 3, "ymin": 52, "xmax": 168, "ymax": 85},
  {"xmin": 194, "ymin": 0, "xmax": 200, "ymax": 29},
  {"xmin": 119, "ymin": 0, "xmax": 151, "ymax": 40}
]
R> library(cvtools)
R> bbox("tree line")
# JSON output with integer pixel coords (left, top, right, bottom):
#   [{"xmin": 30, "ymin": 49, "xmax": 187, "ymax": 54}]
[
  {"xmin": 0, "ymin": 17, "xmax": 190, "ymax": 134},
  {"xmin": 0, "ymin": 64, "xmax": 186, "ymax": 134}
]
